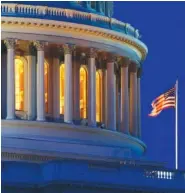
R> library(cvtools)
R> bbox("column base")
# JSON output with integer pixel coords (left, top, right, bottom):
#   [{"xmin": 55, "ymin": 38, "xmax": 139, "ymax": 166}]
[
  {"xmin": 6, "ymin": 116, "xmax": 15, "ymax": 120},
  {"xmin": 36, "ymin": 117, "xmax": 46, "ymax": 122},
  {"xmin": 64, "ymin": 120, "xmax": 73, "ymax": 124}
]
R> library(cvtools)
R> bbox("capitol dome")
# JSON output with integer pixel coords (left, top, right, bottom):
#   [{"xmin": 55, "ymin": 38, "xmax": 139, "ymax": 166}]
[{"xmin": 6, "ymin": 1, "xmax": 183, "ymax": 193}]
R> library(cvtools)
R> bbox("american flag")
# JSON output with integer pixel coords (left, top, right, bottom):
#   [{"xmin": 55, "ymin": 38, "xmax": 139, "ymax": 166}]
[{"xmin": 149, "ymin": 86, "xmax": 176, "ymax": 117}]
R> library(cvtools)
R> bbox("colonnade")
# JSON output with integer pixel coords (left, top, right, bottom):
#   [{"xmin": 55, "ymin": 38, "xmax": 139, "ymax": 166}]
[{"xmin": 3, "ymin": 39, "xmax": 141, "ymax": 138}]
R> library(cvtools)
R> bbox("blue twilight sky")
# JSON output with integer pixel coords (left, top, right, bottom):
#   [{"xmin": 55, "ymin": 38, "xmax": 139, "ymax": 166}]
[{"xmin": 114, "ymin": 2, "xmax": 185, "ymax": 170}]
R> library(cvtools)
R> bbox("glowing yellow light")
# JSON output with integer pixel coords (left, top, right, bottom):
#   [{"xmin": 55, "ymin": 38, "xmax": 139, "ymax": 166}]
[
  {"xmin": 44, "ymin": 63, "xmax": 49, "ymax": 113},
  {"xmin": 80, "ymin": 67, "xmax": 87, "ymax": 119},
  {"xmin": 96, "ymin": 71, "xmax": 101, "ymax": 122},
  {"xmin": 15, "ymin": 58, "xmax": 24, "ymax": 111},
  {"xmin": 60, "ymin": 64, "xmax": 65, "ymax": 114}
]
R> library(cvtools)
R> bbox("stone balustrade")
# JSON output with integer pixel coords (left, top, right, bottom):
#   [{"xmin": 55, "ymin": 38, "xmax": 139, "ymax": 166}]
[{"xmin": 1, "ymin": 3, "xmax": 140, "ymax": 39}]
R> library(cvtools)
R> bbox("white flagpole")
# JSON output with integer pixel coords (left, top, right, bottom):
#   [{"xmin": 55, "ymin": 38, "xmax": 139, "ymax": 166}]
[{"xmin": 175, "ymin": 80, "xmax": 178, "ymax": 170}]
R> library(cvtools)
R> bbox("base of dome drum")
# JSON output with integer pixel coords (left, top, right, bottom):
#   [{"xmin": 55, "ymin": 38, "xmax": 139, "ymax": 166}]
[{"xmin": 1, "ymin": 120, "xmax": 146, "ymax": 162}]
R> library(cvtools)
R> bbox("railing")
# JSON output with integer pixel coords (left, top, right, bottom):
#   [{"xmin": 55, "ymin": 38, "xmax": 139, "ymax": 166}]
[
  {"xmin": 144, "ymin": 169, "xmax": 175, "ymax": 180},
  {"xmin": 1, "ymin": 3, "xmax": 140, "ymax": 39},
  {"xmin": 2, "ymin": 158, "xmax": 185, "ymax": 191}
]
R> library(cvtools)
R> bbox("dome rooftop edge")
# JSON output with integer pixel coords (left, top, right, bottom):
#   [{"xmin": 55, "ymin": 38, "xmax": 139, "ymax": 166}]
[{"xmin": 1, "ymin": 2, "xmax": 142, "ymax": 40}]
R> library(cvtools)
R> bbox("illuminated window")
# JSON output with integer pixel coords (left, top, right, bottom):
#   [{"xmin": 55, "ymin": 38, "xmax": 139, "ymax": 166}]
[
  {"xmin": 60, "ymin": 64, "xmax": 65, "ymax": 114},
  {"xmin": 80, "ymin": 67, "xmax": 87, "ymax": 119},
  {"xmin": 44, "ymin": 62, "xmax": 49, "ymax": 113},
  {"xmin": 96, "ymin": 71, "xmax": 101, "ymax": 122},
  {"xmin": 15, "ymin": 58, "xmax": 24, "ymax": 111}
]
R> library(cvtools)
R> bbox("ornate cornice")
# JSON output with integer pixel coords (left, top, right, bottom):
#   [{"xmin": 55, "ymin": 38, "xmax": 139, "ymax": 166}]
[
  {"xmin": 4, "ymin": 38, "xmax": 16, "ymax": 49},
  {"xmin": 1, "ymin": 3, "xmax": 140, "ymax": 39},
  {"xmin": 1, "ymin": 17, "xmax": 147, "ymax": 61}
]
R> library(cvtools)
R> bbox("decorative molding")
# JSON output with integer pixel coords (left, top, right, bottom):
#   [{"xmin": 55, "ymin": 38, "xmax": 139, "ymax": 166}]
[
  {"xmin": 33, "ymin": 41, "xmax": 47, "ymax": 51},
  {"xmin": 4, "ymin": 38, "xmax": 16, "ymax": 49},
  {"xmin": 88, "ymin": 48, "xmax": 98, "ymax": 58},
  {"xmin": 63, "ymin": 44, "xmax": 75, "ymax": 55},
  {"xmin": 120, "ymin": 57, "xmax": 130, "ymax": 68},
  {"xmin": 137, "ymin": 68, "xmax": 142, "ymax": 78},
  {"xmin": 28, "ymin": 43, "xmax": 37, "ymax": 56},
  {"xmin": 2, "ymin": 152, "xmax": 59, "ymax": 162},
  {"xmin": 106, "ymin": 54, "xmax": 117, "ymax": 63},
  {"xmin": 1, "ymin": 16, "xmax": 147, "ymax": 60},
  {"xmin": 129, "ymin": 60, "xmax": 139, "ymax": 73}
]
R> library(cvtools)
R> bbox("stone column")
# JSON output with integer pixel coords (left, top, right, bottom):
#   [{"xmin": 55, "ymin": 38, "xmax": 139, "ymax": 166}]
[
  {"xmin": 116, "ymin": 70, "xmax": 121, "ymax": 131},
  {"xmin": 27, "ymin": 44, "xmax": 37, "ymax": 120},
  {"xmin": 129, "ymin": 61, "xmax": 138, "ymax": 137},
  {"xmin": 120, "ymin": 57, "xmax": 130, "ymax": 134},
  {"xmin": 106, "ymin": 55, "xmax": 116, "ymax": 130},
  {"xmin": 101, "ymin": 64, "xmax": 107, "ymax": 127},
  {"xmin": 48, "ymin": 57, "xmax": 53, "ymax": 116},
  {"xmin": 88, "ymin": 48, "xmax": 97, "ymax": 127},
  {"xmin": 4, "ymin": 39, "xmax": 16, "ymax": 120},
  {"xmin": 137, "ymin": 68, "xmax": 142, "ymax": 139},
  {"xmin": 63, "ymin": 44, "xmax": 73, "ymax": 123},
  {"xmin": 52, "ymin": 50, "xmax": 60, "ymax": 120},
  {"xmin": 1, "ymin": 42, "xmax": 7, "ymax": 119},
  {"xmin": 34, "ymin": 41, "xmax": 46, "ymax": 121},
  {"xmin": 73, "ymin": 50, "xmax": 80, "ymax": 121}
]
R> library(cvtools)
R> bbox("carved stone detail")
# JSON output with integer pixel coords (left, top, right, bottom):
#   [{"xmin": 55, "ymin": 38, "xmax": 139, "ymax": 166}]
[
  {"xmin": 106, "ymin": 54, "xmax": 117, "ymax": 63},
  {"xmin": 4, "ymin": 38, "xmax": 16, "ymax": 49},
  {"xmin": 33, "ymin": 41, "xmax": 46, "ymax": 51},
  {"xmin": 129, "ymin": 60, "xmax": 138, "ymax": 73},
  {"xmin": 137, "ymin": 68, "xmax": 142, "ymax": 78},
  {"xmin": 120, "ymin": 57, "xmax": 130, "ymax": 68},
  {"xmin": 28, "ymin": 43, "xmax": 37, "ymax": 56},
  {"xmin": 63, "ymin": 44, "xmax": 74, "ymax": 55},
  {"xmin": 88, "ymin": 48, "xmax": 97, "ymax": 58}
]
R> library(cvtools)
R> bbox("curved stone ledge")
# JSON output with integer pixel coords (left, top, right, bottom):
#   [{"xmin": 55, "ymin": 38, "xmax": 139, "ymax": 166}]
[
  {"xmin": 2, "ymin": 120, "xmax": 146, "ymax": 161},
  {"xmin": 1, "ymin": 3, "xmax": 140, "ymax": 39},
  {"xmin": 1, "ymin": 17, "xmax": 148, "ymax": 61}
]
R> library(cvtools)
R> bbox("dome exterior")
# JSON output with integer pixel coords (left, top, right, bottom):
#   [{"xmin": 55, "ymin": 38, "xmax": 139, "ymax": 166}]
[
  {"xmin": 4, "ymin": 1, "xmax": 114, "ymax": 17},
  {"xmin": 2, "ymin": 2, "xmax": 185, "ymax": 193},
  {"xmin": 1, "ymin": 1, "xmax": 146, "ymax": 42}
]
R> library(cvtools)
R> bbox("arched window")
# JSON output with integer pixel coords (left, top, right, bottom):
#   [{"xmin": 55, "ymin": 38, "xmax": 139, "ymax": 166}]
[
  {"xmin": 96, "ymin": 71, "xmax": 102, "ymax": 122},
  {"xmin": 80, "ymin": 67, "xmax": 87, "ymax": 119},
  {"xmin": 15, "ymin": 58, "xmax": 24, "ymax": 111},
  {"xmin": 60, "ymin": 64, "xmax": 65, "ymax": 114},
  {"xmin": 44, "ymin": 62, "xmax": 49, "ymax": 113}
]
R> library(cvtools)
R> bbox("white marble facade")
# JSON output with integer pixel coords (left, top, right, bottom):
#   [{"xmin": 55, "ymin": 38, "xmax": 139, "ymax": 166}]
[{"xmin": 1, "ymin": 38, "xmax": 142, "ymax": 139}]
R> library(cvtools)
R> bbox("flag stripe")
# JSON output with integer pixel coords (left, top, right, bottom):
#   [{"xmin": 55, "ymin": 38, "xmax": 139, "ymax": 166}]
[{"xmin": 149, "ymin": 85, "xmax": 176, "ymax": 117}]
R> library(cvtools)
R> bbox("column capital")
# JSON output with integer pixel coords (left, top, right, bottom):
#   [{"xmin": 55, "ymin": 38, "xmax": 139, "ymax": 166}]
[
  {"xmin": 4, "ymin": 38, "xmax": 16, "ymax": 49},
  {"xmin": 63, "ymin": 44, "xmax": 75, "ymax": 55},
  {"xmin": 129, "ymin": 60, "xmax": 138, "ymax": 73},
  {"xmin": 137, "ymin": 68, "xmax": 142, "ymax": 78},
  {"xmin": 33, "ymin": 41, "xmax": 47, "ymax": 51},
  {"xmin": 28, "ymin": 43, "xmax": 37, "ymax": 56},
  {"xmin": 106, "ymin": 54, "xmax": 117, "ymax": 63},
  {"xmin": 87, "ymin": 48, "xmax": 98, "ymax": 58},
  {"xmin": 120, "ymin": 57, "xmax": 131, "ymax": 68}
]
